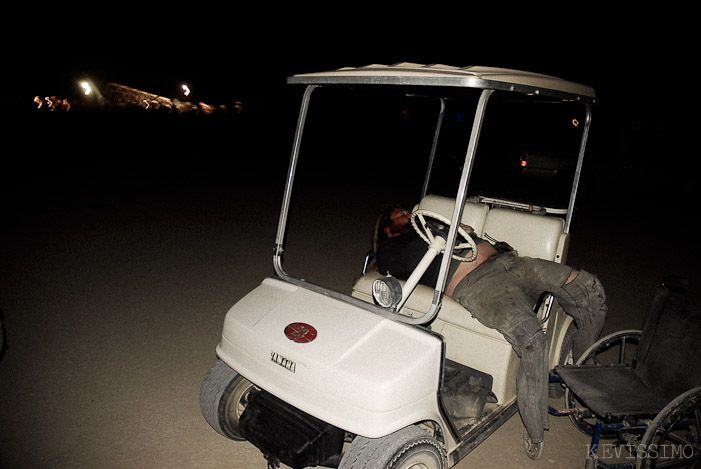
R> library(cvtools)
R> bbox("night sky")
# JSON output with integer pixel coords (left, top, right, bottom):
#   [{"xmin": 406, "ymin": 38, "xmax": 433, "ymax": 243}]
[
  {"xmin": 3, "ymin": 12, "xmax": 683, "ymax": 111},
  {"xmin": 3, "ymin": 10, "xmax": 692, "ymax": 199}
]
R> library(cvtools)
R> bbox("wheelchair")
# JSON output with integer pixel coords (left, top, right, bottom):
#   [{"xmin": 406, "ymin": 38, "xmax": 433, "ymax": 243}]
[{"xmin": 551, "ymin": 277, "xmax": 701, "ymax": 468}]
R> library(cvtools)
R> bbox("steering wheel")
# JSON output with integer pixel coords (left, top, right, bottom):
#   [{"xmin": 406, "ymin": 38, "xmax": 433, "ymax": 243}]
[{"xmin": 411, "ymin": 209, "xmax": 478, "ymax": 262}]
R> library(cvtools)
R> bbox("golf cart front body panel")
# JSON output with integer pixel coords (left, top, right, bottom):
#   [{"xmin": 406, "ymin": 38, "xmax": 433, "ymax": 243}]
[{"xmin": 216, "ymin": 277, "xmax": 445, "ymax": 438}]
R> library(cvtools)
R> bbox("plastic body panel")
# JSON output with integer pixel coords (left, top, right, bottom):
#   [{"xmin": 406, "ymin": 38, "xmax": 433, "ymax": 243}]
[
  {"xmin": 216, "ymin": 277, "xmax": 445, "ymax": 438},
  {"xmin": 353, "ymin": 272, "xmax": 517, "ymax": 404}
]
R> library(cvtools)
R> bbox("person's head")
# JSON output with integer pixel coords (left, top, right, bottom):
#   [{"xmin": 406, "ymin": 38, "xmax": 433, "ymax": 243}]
[{"xmin": 373, "ymin": 205, "xmax": 412, "ymax": 251}]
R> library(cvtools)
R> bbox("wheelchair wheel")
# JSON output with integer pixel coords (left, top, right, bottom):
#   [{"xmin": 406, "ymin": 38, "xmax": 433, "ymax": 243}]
[
  {"xmin": 636, "ymin": 386, "xmax": 701, "ymax": 469},
  {"xmin": 565, "ymin": 329, "xmax": 642, "ymax": 436}
]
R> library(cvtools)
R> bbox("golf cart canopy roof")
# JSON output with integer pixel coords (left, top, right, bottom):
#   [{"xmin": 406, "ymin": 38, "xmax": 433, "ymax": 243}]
[{"xmin": 288, "ymin": 63, "xmax": 596, "ymax": 103}]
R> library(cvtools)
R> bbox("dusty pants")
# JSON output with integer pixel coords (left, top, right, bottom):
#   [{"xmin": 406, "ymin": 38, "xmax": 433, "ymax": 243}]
[{"xmin": 450, "ymin": 252, "xmax": 607, "ymax": 443}]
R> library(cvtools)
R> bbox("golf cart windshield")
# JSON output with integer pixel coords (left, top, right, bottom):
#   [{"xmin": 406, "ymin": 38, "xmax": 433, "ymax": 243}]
[{"xmin": 273, "ymin": 64, "xmax": 594, "ymax": 324}]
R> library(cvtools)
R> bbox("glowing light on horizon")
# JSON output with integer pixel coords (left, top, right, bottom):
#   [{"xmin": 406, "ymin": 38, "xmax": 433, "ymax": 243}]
[{"xmin": 80, "ymin": 81, "xmax": 92, "ymax": 96}]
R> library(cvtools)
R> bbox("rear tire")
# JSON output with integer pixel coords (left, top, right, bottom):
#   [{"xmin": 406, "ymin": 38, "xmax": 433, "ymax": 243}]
[
  {"xmin": 339, "ymin": 426, "xmax": 446, "ymax": 469},
  {"xmin": 199, "ymin": 359, "xmax": 255, "ymax": 440}
]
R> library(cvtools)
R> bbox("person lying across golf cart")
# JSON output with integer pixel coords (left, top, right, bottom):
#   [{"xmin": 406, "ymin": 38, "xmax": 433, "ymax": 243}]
[{"xmin": 374, "ymin": 204, "xmax": 608, "ymax": 459}]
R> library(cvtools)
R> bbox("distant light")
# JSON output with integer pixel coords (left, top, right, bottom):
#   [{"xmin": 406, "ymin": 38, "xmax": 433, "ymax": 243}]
[
  {"xmin": 181, "ymin": 84, "xmax": 191, "ymax": 97},
  {"xmin": 80, "ymin": 81, "xmax": 92, "ymax": 96},
  {"xmin": 572, "ymin": 118, "xmax": 580, "ymax": 127},
  {"xmin": 520, "ymin": 155, "xmax": 528, "ymax": 167}
]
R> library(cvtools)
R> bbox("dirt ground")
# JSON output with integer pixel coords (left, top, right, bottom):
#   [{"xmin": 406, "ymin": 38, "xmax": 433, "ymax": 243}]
[{"xmin": 1, "ymin": 134, "xmax": 697, "ymax": 468}]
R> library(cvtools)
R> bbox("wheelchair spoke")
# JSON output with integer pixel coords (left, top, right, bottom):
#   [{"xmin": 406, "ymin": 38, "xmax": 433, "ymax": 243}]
[
  {"xmin": 663, "ymin": 431, "xmax": 693, "ymax": 450},
  {"xmin": 618, "ymin": 335, "xmax": 629, "ymax": 364}
]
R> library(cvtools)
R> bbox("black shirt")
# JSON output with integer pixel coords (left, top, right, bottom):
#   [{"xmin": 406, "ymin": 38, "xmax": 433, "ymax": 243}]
[
  {"xmin": 375, "ymin": 230, "xmax": 502, "ymax": 288},
  {"xmin": 375, "ymin": 231, "xmax": 441, "ymax": 286}
]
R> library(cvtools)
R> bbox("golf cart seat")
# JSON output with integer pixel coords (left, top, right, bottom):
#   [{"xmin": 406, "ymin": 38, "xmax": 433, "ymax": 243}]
[
  {"xmin": 414, "ymin": 195, "xmax": 568, "ymax": 262},
  {"xmin": 482, "ymin": 208, "xmax": 567, "ymax": 263}
]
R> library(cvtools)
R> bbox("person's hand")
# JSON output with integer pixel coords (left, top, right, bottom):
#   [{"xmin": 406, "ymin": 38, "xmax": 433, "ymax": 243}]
[{"xmin": 459, "ymin": 223, "xmax": 474, "ymax": 234}]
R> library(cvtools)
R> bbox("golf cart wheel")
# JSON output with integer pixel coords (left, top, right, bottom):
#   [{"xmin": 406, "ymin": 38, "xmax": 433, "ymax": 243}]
[
  {"xmin": 199, "ymin": 359, "xmax": 255, "ymax": 440},
  {"xmin": 636, "ymin": 386, "xmax": 701, "ymax": 469},
  {"xmin": 565, "ymin": 329, "xmax": 642, "ymax": 437},
  {"xmin": 339, "ymin": 425, "xmax": 447, "ymax": 469}
]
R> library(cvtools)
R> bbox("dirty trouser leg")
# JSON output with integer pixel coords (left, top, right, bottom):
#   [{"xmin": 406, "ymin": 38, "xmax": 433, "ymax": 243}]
[
  {"xmin": 558, "ymin": 270, "xmax": 608, "ymax": 360},
  {"xmin": 451, "ymin": 258, "xmax": 549, "ymax": 443},
  {"xmin": 504, "ymin": 256, "xmax": 608, "ymax": 361},
  {"xmin": 510, "ymin": 315, "xmax": 549, "ymax": 444}
]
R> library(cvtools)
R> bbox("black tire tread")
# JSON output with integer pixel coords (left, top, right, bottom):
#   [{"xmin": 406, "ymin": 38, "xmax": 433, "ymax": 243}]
[{"xmin": 339, "ymin": 426, "xmax": 446, "ymax": 469}]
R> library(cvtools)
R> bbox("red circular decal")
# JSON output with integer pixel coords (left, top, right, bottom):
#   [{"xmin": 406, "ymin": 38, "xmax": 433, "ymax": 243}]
[{"xmin": 284, "ymin": 323, "xmax": 318, "ymax": 343}]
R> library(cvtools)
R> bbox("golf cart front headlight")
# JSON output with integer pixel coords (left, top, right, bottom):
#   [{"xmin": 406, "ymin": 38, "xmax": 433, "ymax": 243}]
[{"xmin": 372, "ymin": 276, "xmax": 403, "ymax": 309}]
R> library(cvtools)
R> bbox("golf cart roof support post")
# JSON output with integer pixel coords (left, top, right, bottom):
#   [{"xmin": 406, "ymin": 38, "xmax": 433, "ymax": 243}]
[
  {"xmin": 273, "ymin": 85, "xmax": 319, "ymax": 276},
  {"xmin": 564, "ymin": 103, "xmax": 592, "ymax": 233},
  {"xmin": 396, "ymin": 236, "xmax": 446, "ymax": 312},
  {"xmin": 420, "ymin": 97, "xmax": 446, "ymax": 199},
  {"xmin": 424, "ymin": 89, "xmax": 494, "ymax": 324}
]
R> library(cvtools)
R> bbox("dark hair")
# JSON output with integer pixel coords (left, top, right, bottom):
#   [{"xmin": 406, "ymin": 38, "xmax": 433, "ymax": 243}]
[{"xmin": 373, "ymin": 204, "xmax": 403, "ymax": 253}]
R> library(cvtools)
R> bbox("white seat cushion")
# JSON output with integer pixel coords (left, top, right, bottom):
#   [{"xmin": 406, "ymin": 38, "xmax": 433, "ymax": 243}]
[{"xmin": 482, "ymin": 208, "xmax": 567, "ymax": 262}]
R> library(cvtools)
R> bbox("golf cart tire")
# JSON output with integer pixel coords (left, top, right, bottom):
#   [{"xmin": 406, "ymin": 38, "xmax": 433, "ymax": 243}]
[
  {"xmin": 200, "ymin": 359, "xmax": 254, "ymax": 441},
  {"xmin": 339, "ymin": 426, "xmax": 447, "ymax": 469}
]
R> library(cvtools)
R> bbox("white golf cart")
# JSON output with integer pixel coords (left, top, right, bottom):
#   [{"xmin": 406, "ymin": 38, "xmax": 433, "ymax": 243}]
[{"xmin": 200, "ymin": 63, "xmax": 596, "ymax": 468}]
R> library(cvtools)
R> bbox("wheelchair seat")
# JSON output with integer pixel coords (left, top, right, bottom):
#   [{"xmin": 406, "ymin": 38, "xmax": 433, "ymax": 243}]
[{"xmin": 555, "ymin": 279, "xmax": 701, "ymax": 418}]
